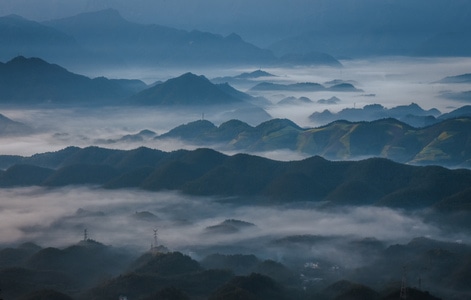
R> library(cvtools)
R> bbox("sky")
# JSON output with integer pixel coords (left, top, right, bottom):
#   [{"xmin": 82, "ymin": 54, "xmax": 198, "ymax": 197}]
[
  {"xmin": 2, "ymin": 0, "xmax": 470, "ymax": 47},
  {"xmin": 0, "ymin": 0, "xmax": 315, "ymax": 45}
]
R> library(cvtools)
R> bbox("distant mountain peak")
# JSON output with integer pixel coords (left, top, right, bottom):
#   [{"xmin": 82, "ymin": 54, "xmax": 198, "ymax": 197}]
[
  {"xmin": 65, "ymin": 8, "xmax": 124, "ymax": 20},
  {"xmin": 226, "ymin": 32, "xmax": 243, "ymax": 41},
  {"xmin": 8, "ymin": 55, "xmax": 47, "ymax": 65},
  {"xmin": 235, "ymin": 70, "xmax": 275, "ymax": 79},
  {"xmin": 1, "ymin": 14, "xmax": 26, "ymax": 21},
  {"xmin": 47, "ymin": 8, "xmax": 130, "ymax": 29},
  {"xmin": 130, "ymin": 72, "xmax": 243, "ymax": 105},
  {"xmin": 179, "ymin": 72, "xmax": 208, "ymax": 81}
]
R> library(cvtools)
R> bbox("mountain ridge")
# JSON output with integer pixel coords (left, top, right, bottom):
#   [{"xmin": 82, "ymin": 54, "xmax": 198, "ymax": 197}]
[
  {"xmin": 153, "ymin": 117, "xmax": 471, "ymax": 168},
  {"xmin": 0, "ymin": 146, "xmax": 470, "ymax": 210},
  {"xmin": 129, "ymin": 72, "xmax": 242, "ymax": 106},
  {"xmin": 0, "ymin": 56, "xmax": 147, "ymax": 104}
]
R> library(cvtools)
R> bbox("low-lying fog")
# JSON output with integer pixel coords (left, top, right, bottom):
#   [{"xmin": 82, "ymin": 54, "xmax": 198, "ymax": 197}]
[
  {"xmin": 1, "ymin": 186, "xmax": 466, "ymax": 265},
  {"xmin": 1, "ymin": 57, "xmax": 470, "ymax": 158}
]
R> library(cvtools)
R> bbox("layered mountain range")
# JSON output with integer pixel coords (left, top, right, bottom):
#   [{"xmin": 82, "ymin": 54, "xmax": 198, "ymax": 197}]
[
  {"xmin": 0, "ymin": 146, "xmax": 470, "ymax": 210},
  {"xmin": 152, "ymin": 117, "xmax": 471, "ymax": 168},
  {"xmin": 0, "ymin": 9, "xmax": 341, "ymax": 69},
  {"xmin": 0, "ymin": 56, "xmax": 148, "ymax": 104},
  {"xmin": 0, "ymin": 56, "xmax": 264, "ymax": 109},
  {"xmin": 2, "ymin": 236, "xmax": 463, "ymax": 300}
]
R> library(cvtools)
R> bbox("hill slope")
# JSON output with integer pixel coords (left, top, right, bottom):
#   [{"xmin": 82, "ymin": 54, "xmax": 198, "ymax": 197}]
[
  {"xmin": 0, "ymin": 146, "xmax": 470, "ymax": 210},
  {"xmin": 155, "ymin": 117, "xmax": 471, "ymax": 167},
  {"xmin": 0, "ymin": 56, "xmax": 147, "ymax": 104},
  {"xmin": 129, "ymin": 73, "xmax": 242, "ymax": 105},
  {"xmin": 0, "ymin": 14, "xmax": 82, "ymax": 64},
  {"xmin": 44, "ymin": 9, "xmax": 275, "ymax": 67}
]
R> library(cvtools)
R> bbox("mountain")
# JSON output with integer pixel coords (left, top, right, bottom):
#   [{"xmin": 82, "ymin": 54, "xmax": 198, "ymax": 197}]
[
  {"xmin": 157, "ymin": 118, "xmax": 302, "ymax": 151},
  {"xmin": 0, "ymin": 237, "xmax": 454, "ymax": 300},
  {"xmin": 415, "ymin": 32, "xmax": 471, "ymax": 57},
  {"xmin": 44, "ymin": 9, "xmax": 276, "ymax": 67},
  {"xmin": 233, "ymin": 70, "xmax": 276, "ymax": 79},
  {"xmin": 0, "ymin": 240, "xmax": 134, "ymax": 299},
  {"xmin": 278, "ymin": 96, "xmax": 313, "ymax": 105},
  {"xmin": 309, "ymin": 103, "xmax": 441, "ymax": 127},
  {"xmin": 0, "ymin": 113, "xmax": 32, "ymax": 136},
  {"xmin": 17, "ymin": 289, "xmax": 74, "ymax": 300},
  {"xmin": 129, "ymin": 72, "xmax": 250, "ymax": 106},
  {"xmin": 317, "ymin": 96, "xmax": 341, "ymax": 105},
  {"xmin": 436, "ymin": 73, "xmax": 471, "ymax": 84},
  {"xmin": 0, "ymin": 56, "xmax": 148, "ymax": 105},
  {"xmin": 301, "ymin": 117, "xmax": 471, "ymax": 167},
  {"xmin": 205, "ymin": 219, "xmax": 256, "ymax": 234},
  {"xmin": 0, "ymin": 146, "xmax": 470, "ymax": 209},
  {"xmin": 155, "ymin": 117, "xmax": 471, "ymax": 167},
  {"xmin": 211, "ymin": 70, "xmax": 276, "ymax": 86},
  {"xmin": 208, "ymin": 273, "xmax": 286, "ymax": 300},
  {"xmin": 250, "ymin": 81, "xmax": 362, "ymax": 92},
  {"xmin": 85, "ymin": 251, "xmax": 232, "ymax": 300},
  {"xmin": 267, "ymin": 1, "xmax": 471, "ymax": 58},
  {"xmin": 25, "ymin": 239, "xmax": 134, "ymax": 288},
  {"xmin": 440, "ymin": 90, "xmax": 471, "ymax": 102},
  {"xmin": 0, "ymin": 14, "xmax": 83, "ymax": 65},
  {"xmin": 0, "ymin": 164, "xmax": 54, "ymax": 187},
  {"xmin": 250, "ymin": 82, "xmax": 326, "ymax": 92},
  {"xmin": 279, "ymin": 51, "xmax": 342, "ymax": 67},
  {"xmin": 269, "ymin": 30, "xmax": 426, "ymax": 59},
  {"xmin": 438, "ymin": 105, "xmax": 471, "ymax": 120}
]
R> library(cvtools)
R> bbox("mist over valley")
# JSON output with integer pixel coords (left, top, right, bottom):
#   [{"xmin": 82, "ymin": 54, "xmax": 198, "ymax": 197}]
[{"xmin": 1, "ymin": 1, "xmax": 471, "ymax": 299}]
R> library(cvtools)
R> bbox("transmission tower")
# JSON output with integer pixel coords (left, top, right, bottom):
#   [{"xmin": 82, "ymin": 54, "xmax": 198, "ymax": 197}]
[
  {"xmin": 400, "ymin": 267, "xmax": 408, "ymax": 299},
  {"xmin": 83, "ymin": 228, "xmax": 88, "ymax": 241},
  {"xmin": 151, "ymin": 228, "xmax": 158, "ymax": 253}
]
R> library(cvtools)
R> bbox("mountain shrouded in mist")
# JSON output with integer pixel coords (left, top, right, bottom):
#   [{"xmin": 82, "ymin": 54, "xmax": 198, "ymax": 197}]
[
  {"xmin": 129, "ymin": 72, "xmax": 243, "ymax": 106},
  {"xmin": 0, "ymin": 112, "xmax": 32, "ymax": 136},
  {"xmin": 43, "ymin": 9, "xmax": 276, "ymax": 67},
  {"xmin": 0, "ymin": 14, "xmax": 83, "ymax": 65},
  {"xmin": 153, "ymin": 117, "xmax": 471, "ymax": 168},
  {"xmin": 1, "ymin": 146, "xmax": 470, "ymax": 210},
  {"xmin": 0, "ymin": 9, "xmax": 343, "ymax": 69},
  {"xmin": 0, "ymin": 56, "xmax": 147, "ymax": 104}
]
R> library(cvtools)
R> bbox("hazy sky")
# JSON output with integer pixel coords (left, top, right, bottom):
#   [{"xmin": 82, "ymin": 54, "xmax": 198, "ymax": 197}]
[
  {"xmin": 0, "ymin": 0, "xmax": 314, "ymax": 45},
  {"xmin": 3, "ymin": 0, "xmax": 469, "ymax": 46}
]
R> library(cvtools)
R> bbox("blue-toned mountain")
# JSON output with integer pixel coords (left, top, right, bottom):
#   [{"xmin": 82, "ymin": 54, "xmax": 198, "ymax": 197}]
[
  {"xmin": 130, "ymin": 72, "xmax": 256, "ymax": 106},
  {"xmin": 0, "ymin": 56, "xmax": 147, "ymax": 105},
  {"xmin": 44, "ymin": 9, "xmax": 275, "ymax": 67}
]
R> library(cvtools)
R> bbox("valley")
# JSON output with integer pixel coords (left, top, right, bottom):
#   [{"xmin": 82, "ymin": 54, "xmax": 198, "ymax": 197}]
[{"xmin": 1, "ymin": 1, "xmax": 471, "ymax": 299}]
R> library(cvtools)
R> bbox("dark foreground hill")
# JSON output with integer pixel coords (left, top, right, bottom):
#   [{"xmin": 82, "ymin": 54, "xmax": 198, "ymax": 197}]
[
  {"xmin": 0, "ymin": 146, "xmax": 470, "ymax": 210},
  {"xmin": 155, "ymin": 117, "xmax": 471, "ymax": 168},
  {"xmin": 1, "ymin": 236, "xmax": 464, "ymax": 300}
]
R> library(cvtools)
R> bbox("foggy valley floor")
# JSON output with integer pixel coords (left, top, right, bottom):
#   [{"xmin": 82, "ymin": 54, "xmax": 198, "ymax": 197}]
[
  {"xmin": 0, "ymin": 58, "xmax": 470, "ymax": 299},
  {"xmin": 0, "ymin": 187, "xmax": 470, "ymax": 299},
  {"xmin": 2, "ymin": 1, "xmax": 471, "ymax": 298}
]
